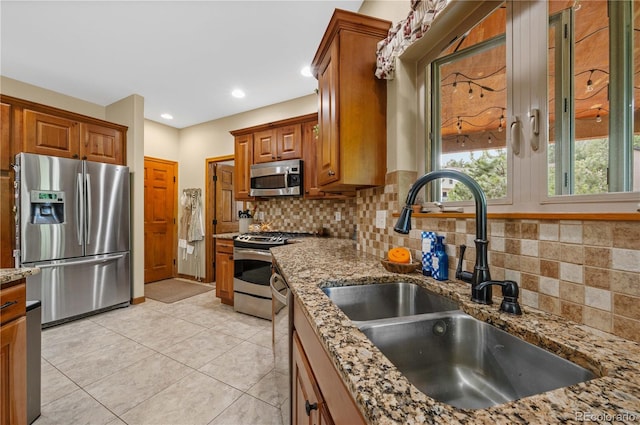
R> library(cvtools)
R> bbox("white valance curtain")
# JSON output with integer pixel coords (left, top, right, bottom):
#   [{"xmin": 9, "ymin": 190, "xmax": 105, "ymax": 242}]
[{"xmin": 375, "ymin": 0, "xmax": 450, "ymax": 80}]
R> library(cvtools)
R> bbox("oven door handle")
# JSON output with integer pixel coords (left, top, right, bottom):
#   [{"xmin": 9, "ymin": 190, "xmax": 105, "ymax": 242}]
[
  {"xmin": 270, "ymin": 273, "xmax": 288, "ymax": 305},
  {"xmin": 233, "ymin": 248, "xmax": 273, "ymax": 262}
]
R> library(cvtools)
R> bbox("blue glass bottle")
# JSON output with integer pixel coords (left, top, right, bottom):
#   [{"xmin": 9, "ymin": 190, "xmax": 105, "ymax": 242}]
[{"xmin": 432, "ymin": 236, "xmax": 449, "ymax": 281}]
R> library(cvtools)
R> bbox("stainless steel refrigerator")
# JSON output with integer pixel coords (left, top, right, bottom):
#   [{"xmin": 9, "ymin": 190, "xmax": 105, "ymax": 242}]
[{"xmin": 17, "ymin": 152, "xmax": 131, "ymax": 327}]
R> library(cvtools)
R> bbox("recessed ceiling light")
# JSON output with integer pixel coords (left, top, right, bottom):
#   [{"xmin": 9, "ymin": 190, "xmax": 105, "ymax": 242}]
[
  {"xmin": 300, "ymin": 66, "xmax": 312, "ymax": 77},
  {"xmin": 161, "ymin": 113, "xmax": 173, "ymax": 120},
  {"xmin": 231, "ymin": 89, "xmax": 246, "ymax": 98}
]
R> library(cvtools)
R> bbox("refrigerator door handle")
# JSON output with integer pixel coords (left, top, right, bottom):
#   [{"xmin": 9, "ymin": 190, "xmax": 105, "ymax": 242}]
[
  {"xmin": 86, "ymin": 173, "xmax": 92, "ymax": 245},
  {"xmin": 76, "ymin": 173, "xmax": 83, "ymax": 245},
  {"xmin": 33, "ymin": 253, "xmax": 127, "ymax": 269}
]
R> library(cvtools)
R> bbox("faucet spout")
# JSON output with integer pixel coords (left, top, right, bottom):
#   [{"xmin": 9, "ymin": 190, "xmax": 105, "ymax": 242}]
[{"xmin": 394, "ymin": 169, "xmax": 492, "ymax": 304}]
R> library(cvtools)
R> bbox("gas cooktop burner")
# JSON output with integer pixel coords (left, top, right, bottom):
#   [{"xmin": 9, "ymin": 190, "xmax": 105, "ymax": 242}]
[{"xmin": 234, "ymin": 231, "xmax": 315, "ymax": 247}]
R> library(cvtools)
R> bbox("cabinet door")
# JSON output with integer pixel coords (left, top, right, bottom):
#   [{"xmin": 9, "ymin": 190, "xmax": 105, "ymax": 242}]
[
  {"xmin": 80, "ymin": 123, "xmax": 124, "ymax": 164},
  {"xmin": 317, "ymin": 42, "xmax": 340, "ymax": 187},
  {"xmin": 292, "ymin": 331, "xmax": 329, "ymax": 425},
  {"xmin": 215, "ymin": 240, "xmax": 234, "ymax": 305},
  {"xmin": 234, "ymin": 134, "xmax": 253, "ymax": 200},
  {"xmin": 1, "ymin": 103, "xmax": 12, "ymax": 171},
  {"xmin": 23, "ymin": 109, "xmax": 80, "ymax": 158},
  {"xmin": 253, "ymin": 129, "xmax": 277, "ymax": 164},
  {"xmin": 303, "ymin": 120, "xmax": 323, "ymax": 198},
  {"xmin": 0, "ymin": 316, "xmax": 27, "ymax": 425},
  {"xmin": 1, "ymin": 103, "xmax": 14, "ymax": 268},
  {"xmin": 276, "ymin": 124, "xmax": 302, "ymax": 161}
]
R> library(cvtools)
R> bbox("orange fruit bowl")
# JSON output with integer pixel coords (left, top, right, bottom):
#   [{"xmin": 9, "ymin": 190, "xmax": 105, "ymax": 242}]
[{"xmin": 380, "ymin": 258, "xmax": 421, "ymax": 274}]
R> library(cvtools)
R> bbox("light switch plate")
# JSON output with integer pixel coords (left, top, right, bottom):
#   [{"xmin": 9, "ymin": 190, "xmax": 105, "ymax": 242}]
[
  {"xmin": 375, "ymin": 210, "xmax": 387, "ymax": 229},
  {"xmin": 335, "ymin": 211, "xmax": 341, "ymax": 221}
]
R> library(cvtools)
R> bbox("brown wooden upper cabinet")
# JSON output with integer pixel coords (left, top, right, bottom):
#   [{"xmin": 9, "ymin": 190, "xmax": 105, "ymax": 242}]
[
  {"xmin": 2, "ymin": 95, "xmax": 127, "ymax": 166},
  {"xmin": 23, "ymin": 109, "xmax": 81, "ymax": 159},
  {"xmin": 80, "ymin": 122, "xmax": 124, "ymax": 164},
  {"xmin": 0, "ymin": 95, "xmax": 128, "ymax": 268},
  {"xmin": 234, "ymin": 133, "xmax": 254, "ymax": 201},
  {"xmin": 232, "ymin": 113, "xmax": 316, "ymax": 201},
  {"xmin": 253, "ymin": 124, "xmax": 303, "ymax": 164},
  {"xmin": 311, "ymin": 10, "xmax": 391, "ymax": 193}
]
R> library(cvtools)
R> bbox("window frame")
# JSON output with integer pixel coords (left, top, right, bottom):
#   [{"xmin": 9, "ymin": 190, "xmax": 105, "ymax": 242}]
[
  {"xmin": 430, "ymin": 32, "xmax": 512, "ymax": 206},
  {"xmin": 418, "ymin": 0, "xmax": 639, "ymax": 214}
]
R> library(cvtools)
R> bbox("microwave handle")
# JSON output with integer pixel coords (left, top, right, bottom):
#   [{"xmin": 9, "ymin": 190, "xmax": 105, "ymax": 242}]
[{"xmin": 284, "ymin": 170, "xmax": 289, "ymax": 189}]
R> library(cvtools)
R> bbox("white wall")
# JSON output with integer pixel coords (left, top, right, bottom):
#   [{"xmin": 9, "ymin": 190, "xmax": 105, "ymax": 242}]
[
  {"xmin": 1, "ymin": 76, "xmax": 106, "ymax": 120},
  {"xmin": 175, "ymin": 93, "xmax": 317, "ymax": 277},
  {"xmin": 106, "ymin": 95, "xmax": 146, "ymax": 300},
  {"xmin": 144, "ymin": 120, "xmax": 180, "ymax": 161}
]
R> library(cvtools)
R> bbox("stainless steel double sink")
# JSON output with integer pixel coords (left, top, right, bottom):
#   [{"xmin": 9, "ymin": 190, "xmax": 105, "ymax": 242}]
[{"xmin": 322, "ymin": 282, "xmax": 596, "ymax": 409}]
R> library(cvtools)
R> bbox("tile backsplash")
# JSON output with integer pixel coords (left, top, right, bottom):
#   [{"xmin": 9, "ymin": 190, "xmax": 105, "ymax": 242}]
[
  {"xmin": 357, "ymin": 171, "xmax": 640, "ymax": 343},
  {"xmin": 250, "ymin": 197, "xmax": 356, "ymax": 239},
  {"xmin": 251, "ymin": 172, "xmax": 640, "ymax": 343}
]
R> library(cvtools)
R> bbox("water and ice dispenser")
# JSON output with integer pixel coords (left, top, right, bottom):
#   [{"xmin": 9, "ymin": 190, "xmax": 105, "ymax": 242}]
[{"xmin": 29, "ymin": 190, "xmax": 65, "ymax": 224}]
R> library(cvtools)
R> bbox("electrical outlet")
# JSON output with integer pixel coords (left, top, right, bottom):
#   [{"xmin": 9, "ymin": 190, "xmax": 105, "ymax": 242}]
[
  {"xmin": 335, "ymin": 211, "xmax": 341, "ymax": 221},
  {"xmin": 258, "ymin": 211, "xmax": 265, "ymax": 221},
  {"xmin": 375, "ymin": 210, "xmax": 387, "ymax": 229}
]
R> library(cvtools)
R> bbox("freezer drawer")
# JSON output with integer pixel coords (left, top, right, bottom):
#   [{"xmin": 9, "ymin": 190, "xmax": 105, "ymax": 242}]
[{"xmin": 25, "ymin": 252, "xmax": 130, "ymax": 327}]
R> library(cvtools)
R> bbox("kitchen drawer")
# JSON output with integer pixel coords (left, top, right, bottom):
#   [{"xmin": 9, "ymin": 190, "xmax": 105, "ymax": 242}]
[{"xmin": 0, "ymin": 282, "xmax": 26, "ymax": 325}]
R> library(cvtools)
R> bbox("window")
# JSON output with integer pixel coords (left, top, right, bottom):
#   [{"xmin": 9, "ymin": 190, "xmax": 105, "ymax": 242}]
[
  {"xmin": 424, "ymin": 0, "xmax": 638, "ymax": 211},
  {"xmin": 548, "ymin": 0, "xmax": 637, "ymax": 195},
  {"xmin": 431, "ymin": 5, "xmax": 507, "ymax": 202}
]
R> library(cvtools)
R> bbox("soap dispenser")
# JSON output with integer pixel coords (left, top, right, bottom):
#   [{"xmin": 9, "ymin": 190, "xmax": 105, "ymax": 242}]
[{"xmin": 432, "ymin": 236, "xmax": 449, "ymax": 281}]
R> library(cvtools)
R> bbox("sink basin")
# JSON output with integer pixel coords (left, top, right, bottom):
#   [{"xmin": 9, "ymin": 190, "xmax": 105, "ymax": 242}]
[
  {"xmin": 359, "ymin": 311, "xmax": 596, "ymax": 409},
  {"xmin": 322, "ymin": 282, "xmax": 459, "ymax": 322}
]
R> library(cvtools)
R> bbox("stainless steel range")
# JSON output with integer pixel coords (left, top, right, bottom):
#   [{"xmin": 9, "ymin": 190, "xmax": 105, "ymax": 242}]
[{"xmin": 233, "ymin": 232, "xmax": 312, "ymax": 320}]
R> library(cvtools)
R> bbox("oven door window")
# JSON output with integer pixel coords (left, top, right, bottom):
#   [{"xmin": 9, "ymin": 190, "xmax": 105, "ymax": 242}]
[{"xmin": 235, "ymin": 258, "xmax": 272, "ymax": 285}]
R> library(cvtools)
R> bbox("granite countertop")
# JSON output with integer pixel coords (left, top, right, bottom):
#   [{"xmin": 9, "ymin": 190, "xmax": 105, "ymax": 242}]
[
  {"xmin": 213, "ymin": 233, "xmax": 239, "ymax": 240},
  {"xmin": 1, "ymin": 267, "xmax": 40, "ymax": 289},
  {"xmin": 271, "ymin": 238, "xmax": 640, "ymax": 424}
]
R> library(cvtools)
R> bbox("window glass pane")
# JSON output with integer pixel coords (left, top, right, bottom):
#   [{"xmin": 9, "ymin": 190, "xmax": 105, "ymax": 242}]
[
  {"xmin": 548, "ymin": 0, "xmax": 637, "ymax": 195},
  {"xmin": 434, "ymin": 5, "xmax": 507, "ymax": 202}
]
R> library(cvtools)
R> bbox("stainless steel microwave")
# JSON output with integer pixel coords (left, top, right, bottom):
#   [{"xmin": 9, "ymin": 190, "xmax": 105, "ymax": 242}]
[{"xmin": 250, "ymin": 159, "xmax": 303, "ymax": 197}]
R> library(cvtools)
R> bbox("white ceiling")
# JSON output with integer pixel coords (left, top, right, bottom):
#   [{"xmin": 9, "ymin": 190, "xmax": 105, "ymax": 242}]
[{"xmin": 0, "ymin": 0, "xmax": 364, "ymax": 129}]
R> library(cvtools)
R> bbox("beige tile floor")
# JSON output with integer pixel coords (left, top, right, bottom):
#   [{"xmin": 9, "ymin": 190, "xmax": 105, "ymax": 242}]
[{"xmin": 34, "ymin": 289, "xmax": 285, "ymax": 425}]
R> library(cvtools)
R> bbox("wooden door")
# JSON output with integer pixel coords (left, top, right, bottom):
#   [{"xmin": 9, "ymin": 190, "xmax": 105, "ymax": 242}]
[
  {"xmin": 80, "ymin": 123, "xmax": 124, "ymax": 165},
  {"xmin": 144, "ymin": 157, "xmax": 177, "ymax": 283},
  {"xmin": 276, "ymin": 124, "xmax": 303, "ymax": 161},
  {"xmin": 205, "ymin": 158, "xmax": 238, "ymax": 283},
  {"xmin": 23, "ymin": 109, "xmax": 80, "ymax": 159},
  {"xmin": 214, "ymin": 164, "xmax": 238, "ymax": 234}
]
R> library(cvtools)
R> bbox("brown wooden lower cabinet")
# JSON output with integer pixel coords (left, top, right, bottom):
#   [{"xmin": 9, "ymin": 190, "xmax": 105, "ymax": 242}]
[
  {"xmin": 293, "ymin": 331, "xmax": 336, "ymax": 425},
  {"xmin": 293, "ymin": 297, "xmax": 365, "ymax": 425},
  {"xmin": 215, "ymin": 239, "xmax": 234, "ymax": 305},
  {"xmin": 0, "ymin": 281, "xmax": 27, "ymax": 425}
]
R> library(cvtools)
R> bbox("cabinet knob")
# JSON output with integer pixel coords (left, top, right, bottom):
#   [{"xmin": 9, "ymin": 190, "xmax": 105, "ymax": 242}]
[
  {"xmin": 328, "ymin": 170, "xmax": 335, "ymax": 176},
  {"xmin": 228, "ymin": 255, "xmax": 233, "ymax": 260},
  {"xmin": 305, "ymin": 400, "xmax": 318, "ymax": 416},
  {"xmin": 272, "ymin": 156, "xmax": 276, "ymax": 160}
]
